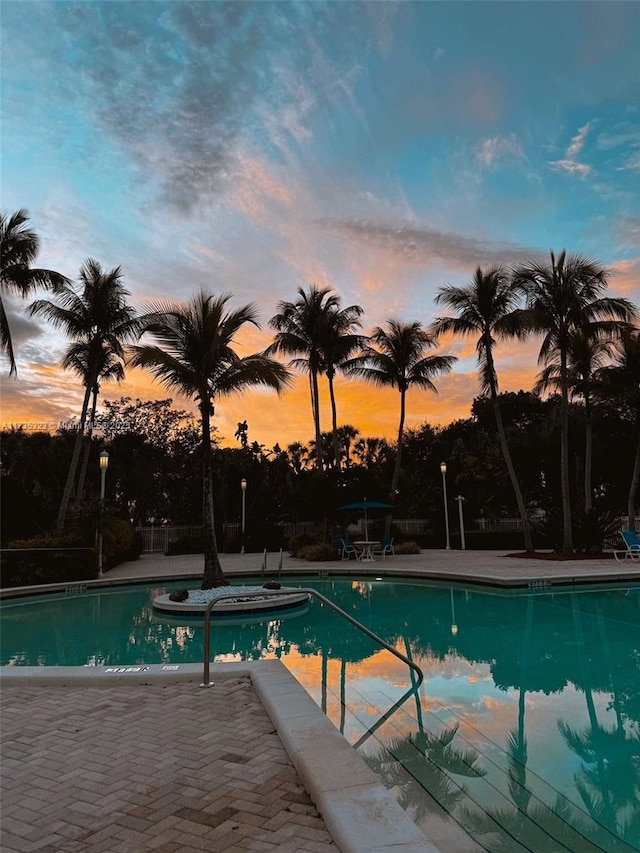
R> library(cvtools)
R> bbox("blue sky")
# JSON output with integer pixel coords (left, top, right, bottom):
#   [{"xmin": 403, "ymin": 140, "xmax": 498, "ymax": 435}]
[{"xmin": 2, "ymin": 1, "xmax": 639, "ymax": 447}]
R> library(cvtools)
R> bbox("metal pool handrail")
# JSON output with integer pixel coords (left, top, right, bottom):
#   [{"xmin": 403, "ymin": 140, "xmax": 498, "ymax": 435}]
[{"xmin": 200, "ymin": 587, "xmax": 424, "ymax": 689}]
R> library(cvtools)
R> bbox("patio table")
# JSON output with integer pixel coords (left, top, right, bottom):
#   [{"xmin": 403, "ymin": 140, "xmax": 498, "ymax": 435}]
[{"xmin": 354, "ymin": 540, "xmax": 380, "ymax": 562}]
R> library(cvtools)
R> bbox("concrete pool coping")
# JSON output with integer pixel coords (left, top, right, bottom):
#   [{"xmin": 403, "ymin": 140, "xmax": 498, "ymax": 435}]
[
  {"xmin": 3, "ymin": 548, "xmax": 640, "ymax": 602},
  {"xmin": 0, "ymin": 659, "xmax": 440, "ymax": 853}
]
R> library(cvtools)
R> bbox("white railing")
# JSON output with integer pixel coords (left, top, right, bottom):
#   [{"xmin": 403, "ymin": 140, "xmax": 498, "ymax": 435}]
[
  {"xmin": 473, "ymin": 517, "xmax": 525, "ymax": 531},
  {"xmin": 136, "ymin": 515, "xmax": 640, "ymax": 553},
  {"xmin": 137, "ymin": 524, "xmax": 202, "ymax": 553}
]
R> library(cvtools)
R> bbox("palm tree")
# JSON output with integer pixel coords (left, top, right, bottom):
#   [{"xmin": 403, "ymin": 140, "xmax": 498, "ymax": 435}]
[
  {"xmin": 535, "ymin": 331, "xmax": 613, "ymax": 515},
  {"xmin": 1, "ymin": 209, "xmax": 70, "ymax": 375},
  {"xmin": 74, "ymin": 343, "xmax": 127, "ymax": 501},
  {"xmin": 512, "ymin": 250, "xmax": 635, "ymax": 552},
  {"xmin": 345, "ymin": 320, "xmax": 456, "ymax": 516},
  {"xmin": 28, "ymin": 259, "xmax": 138, "ymax": 532},
  {"xmin": 337, "ymin": 424, "xmax": 359, "ymax": 469},
  {"xmin": 130, "ymin": 291, "xmax": 291, "ymax": 589},
  {"xmin": 286, "ymin": 441, "xmax": 311, "ymax": 474},
  {"xmin": 354, "ymin": 436, "xmax": 390, "ymax": 468},
  {"xmin": 365, "ymin": 723, "xmax": 486, "ymax": 824},
  {"xmin": 596, "ymin": 326, "xmax": 640, "ymax": 531},
  {"xmin": 319, "ymin": 304, "xmax": 365, "ymax": 471},
  {"xmin": 268, "ymin": 286, "xmax": 341, "ymax": 472},
  {"xmin": 434, "ymin": 266, "xmax": 535, "ymax": 551}
]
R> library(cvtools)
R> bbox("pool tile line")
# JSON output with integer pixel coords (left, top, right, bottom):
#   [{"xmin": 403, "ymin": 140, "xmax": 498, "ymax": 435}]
[{"xmin": 0, "ymin": 660, "xmax": 442, "ymax": 853}]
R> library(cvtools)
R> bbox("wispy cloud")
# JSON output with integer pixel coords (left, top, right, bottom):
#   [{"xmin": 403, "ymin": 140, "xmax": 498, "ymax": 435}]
[
  {"xmin": 477, "ymin": 134, "xmax": 526, "ymax": 169},
  {"xmin": 566, "ymin": 122, "xmax": 592, "ymax": 158},
  {"xmin": 608, "ymin": 258, "xmax": 640, "ymax": 297},
  {"xmin": 549, "ymin": 122, "xmax": 593, "ymax": 177},
  {"xmin": 318, "ymin": 218, "xmax": 541, "ymax": 269},
  {"xmin": 619, "ymin": 153, "xmax": 640, "ymax": 172}
]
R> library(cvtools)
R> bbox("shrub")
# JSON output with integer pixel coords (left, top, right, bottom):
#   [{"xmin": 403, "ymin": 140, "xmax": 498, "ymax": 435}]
[
  {"xmin": 394, "ymin": 540, "xmax": 420, "ymax": 555},
  {"xmin": 1, "ymin": 519, "xmax": 141, "ymax": 587},
  {"xmin": 1, "ymin": 545, "xmax": 96, "ymax": 587},
  {"xmin": 297, "ymin": 542, "xmax": 338, "ymax": 561},
  {"xmin": 287, "ymin": 532, "xmax": 323, "ymax": 557},
  {"xmin": 166, "ymin": 536, "xmax": 204, "ymax": 555},
  {"xmin": 101, "ymin": 519, "xmax": 142, "ymax": 568}
]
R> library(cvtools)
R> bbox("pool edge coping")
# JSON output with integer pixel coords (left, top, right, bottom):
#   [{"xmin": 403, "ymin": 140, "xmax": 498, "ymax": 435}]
[
  {"xmin": 0, "ymin": 659, "xmax": 441, "ymax": 853},
  {"xmin": 3, "ymin": 560, "xmax": 640, "ymax": 601}
]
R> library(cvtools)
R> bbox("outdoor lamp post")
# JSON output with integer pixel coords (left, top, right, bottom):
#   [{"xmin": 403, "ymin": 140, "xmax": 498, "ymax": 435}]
[
  {"xmin": 440, "ymin": 461, "xmax": 451, "ymax": 550},
  {"xmin": 455, "ymin": 495, "xmax": 466, "ymax": 550},
  {"xmin": 241, "ymin": 478, "xmax": 247, "ymax": 554},
  {"xmin": 97, "ymin": 450, "xmax": 109, "ymax": 578}
]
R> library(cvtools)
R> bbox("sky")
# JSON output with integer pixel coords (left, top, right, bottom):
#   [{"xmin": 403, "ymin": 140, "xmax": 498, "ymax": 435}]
[{"xmin": 2, "ymin": 0, "xmax": 639, "ymax": 450}]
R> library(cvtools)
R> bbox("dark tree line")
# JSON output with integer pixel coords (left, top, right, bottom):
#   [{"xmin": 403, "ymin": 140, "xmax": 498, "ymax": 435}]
[{"xmin": 2, "ymin": 387, "xmax": 635, "ymax": 554}]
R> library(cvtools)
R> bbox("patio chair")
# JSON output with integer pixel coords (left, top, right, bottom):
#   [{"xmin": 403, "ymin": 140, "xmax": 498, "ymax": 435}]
[
  {"xmin": 373, "ymin": 537, "xmax": 395, "ymax": 559},
  {"xmin": 340, "ymin": 538, "xmax": 361, "ymax": 561},
  {"xmin": 613, "ymin": 530, "xmax": 640, "ymax": 562}
]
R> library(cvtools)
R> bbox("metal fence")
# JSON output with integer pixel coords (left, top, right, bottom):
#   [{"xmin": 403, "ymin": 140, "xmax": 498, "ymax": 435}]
[
  {"xmin": 136, "ymin": 515, "xmax": 640, "ymax": 553},
  {"xmin": 137, "ymin": 525, "xmax": 203, "ymax": 553}
]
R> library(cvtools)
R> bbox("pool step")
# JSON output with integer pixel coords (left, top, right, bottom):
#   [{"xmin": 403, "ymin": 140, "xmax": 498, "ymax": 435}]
[{"xmin": 319, "ymin": 679, "xmax": 635, "ymax": 853}]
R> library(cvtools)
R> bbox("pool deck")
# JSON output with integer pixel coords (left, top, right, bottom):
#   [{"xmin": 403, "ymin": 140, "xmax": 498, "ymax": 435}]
[
  {"xmin": 104, "ymin": 546, "xmax": 640, "ymax": 588},
  {"xmin": 2, "ymin": 549, "xmax": 639, "ymax": 853}
]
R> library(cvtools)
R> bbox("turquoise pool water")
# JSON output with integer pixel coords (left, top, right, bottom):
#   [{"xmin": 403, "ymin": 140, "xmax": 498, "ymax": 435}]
[{"xmin": 2, "ymin": 577, "xmax": 639, "ymax": 852}]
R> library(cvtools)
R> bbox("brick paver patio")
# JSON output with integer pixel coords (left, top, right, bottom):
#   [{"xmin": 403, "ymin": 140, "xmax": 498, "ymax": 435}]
[{"xmin": 1, "ymin": 676, "xmax": 340, "ymax": 853}]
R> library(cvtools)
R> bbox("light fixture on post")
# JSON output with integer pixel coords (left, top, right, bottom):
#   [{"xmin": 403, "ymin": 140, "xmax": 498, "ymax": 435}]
[
  {"xmin": 97, "ymin": 450, "xmax": 109, "ymax": 578},
  {"xmin": 241, "ymin": 478, "xmax": 247, "ymax": 554},
  {"xmin": 455, "ymin": 494, "xmax": 466, "ymax": 550},
  {"xmin": 440, "ymin": 461, "xmax": 450, "ymax": 550},
  {"xmin": 149, "ymin": 516, "xmax": 155, "ymax": 553},
  {"xmin": 450, "ymin": 588, "xmax": 458, "ymax": 636}
]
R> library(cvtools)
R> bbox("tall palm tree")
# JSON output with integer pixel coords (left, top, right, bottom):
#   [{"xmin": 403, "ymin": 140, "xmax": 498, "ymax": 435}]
[
  {"xmin": 320, "ymin": 304, "xmax": 365, "ymax": 471},
  {"xmin": 268, "ymin": 286, "xmax": 341, "ymax": 472},
  {"xmin": 434, "ymin": 266, "xmax": 535, "ymax": 551},
  {"xmin": 596, "ymin": 326, "xmax": 640, "ymax": 531},
  {"xmin": 1, "ymin": 209, "xmax": 70, "ymax": 375},
  {"xmin": 512, "ymin": 250, "xmax": 635, "ymax": 552},
  {"xmin": 345, "ymin": 320, "xmax": 456, "ymax": 513},
  {"xmin": 28, "ymin": 259, "xmax": 138, "ymax": 532},
  {"xmin": 74, "ymin": 343, "xmax": 127, "ymax": 501},
  {"xmin": 535, "ymin": 331, "xmax": 613, "ymax": 515},
  {"xmin": 130, "ymin": 291, "xmax": 291, "ymax": 589}
]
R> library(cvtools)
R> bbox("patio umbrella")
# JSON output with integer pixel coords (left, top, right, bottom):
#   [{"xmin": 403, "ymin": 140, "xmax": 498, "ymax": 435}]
[{"xmin": 338, "ymin": 498, "xmax": 394, "ymax": 540}]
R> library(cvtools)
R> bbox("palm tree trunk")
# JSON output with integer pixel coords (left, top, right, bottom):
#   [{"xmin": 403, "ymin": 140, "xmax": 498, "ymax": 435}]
[
  {"xmin": 200, "ymin": 401, "xmax": 227, "ymax": 589},
  {"xmin": 627, "ymin": 426, "xmax": 640, "ymax": 532},
  {"xmin": 310, "ymin": 371, "xmax": 323, "ymax": 472},
  {"xmin": 386, "ymin": 389, "xmax": 406, "ymax": 537},
  {"xmin": 56, "ymin": 380, "xmax": 93, "ymax": 533},
  {"xmin": 491, "ymin": 394, "xmax": 534, "ymax": 551},
  {"xmin": 321, "ymin": 648, "xmax": 328, "ymax": 714},
  {"xmin": 328, "ymin": 371, "xmax": 340, "ymax": 472},
  {"xmin": 560, "ymin": 352, "xmax": 574, "ymax": 552},
  {"xmin": 76, "ymin": 382, "xmax": 99, "ymax": 501},
  {"xmin": 483, "ymin": 345, "xmax": 534, "ymax": 551},
  {"xmin": 571, "ymin": 594, "xmax": 616, "ymax": 830},
  {"xmin": 584, "ymin": 394, "xmax": 593, "ymax": 514}
]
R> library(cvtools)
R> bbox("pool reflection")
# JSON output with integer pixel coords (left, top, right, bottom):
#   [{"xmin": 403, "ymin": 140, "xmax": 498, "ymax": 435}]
[{"xmin": 2, "ymin": 579, "xmax": 639, "ymax": 849}]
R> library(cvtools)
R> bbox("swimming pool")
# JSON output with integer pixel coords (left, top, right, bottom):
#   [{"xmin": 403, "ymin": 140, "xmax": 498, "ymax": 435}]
[{"xmin": 2, "ymin": 576, "xmax": 639, "ymax": 852}]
